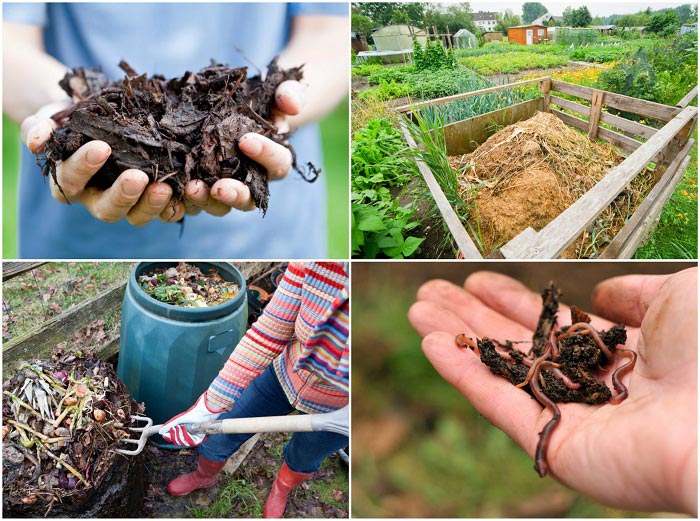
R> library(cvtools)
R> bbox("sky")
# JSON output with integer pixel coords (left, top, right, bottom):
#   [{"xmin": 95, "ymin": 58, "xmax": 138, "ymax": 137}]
[{"xmin": 466, "ymin": 0, "xmax": 696, "ymax": 17}]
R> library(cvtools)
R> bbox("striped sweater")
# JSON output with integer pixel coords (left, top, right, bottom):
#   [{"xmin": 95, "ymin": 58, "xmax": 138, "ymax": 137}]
[{"xmin": 208, "ymin": 262, "xmax": 349, "ymax": 414}]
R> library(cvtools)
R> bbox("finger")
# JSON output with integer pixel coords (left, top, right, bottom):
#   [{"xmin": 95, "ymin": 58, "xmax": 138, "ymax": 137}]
[
  {"xmin": 416, "ymin": 279, "xmax": 533, "ymax": 342},
  {"xmin": 158, "ymin": 200, "xmax": 186, "ymax": 223},
  {"xmin": 272, "ymin": 107, "xmax": 290, "ymax": 134},
  {"xmin": 52, "ymin": 141, "xmax": 111, "ymax": 200},
  {"xmin": 22, "ymin": 118, "xmax": 57, "ymax": 153},
  {"xmin": 592, "ymin": 274, "xmax": 672, "ymax": 328},
  {"xmin": 465, "ymin": 271, "xmax": 615, "ymax": 332},
  {"xmin": 125, "ymin": 182, "xmax": 173, "ymax": 226},
  {"xmin": 238, "ymin": 133, "xmax": 292, "ymax": 180},
  {"xmin": 210, "ymin": 178, "xmax": 256, "ymax": 211},
  {"xmin": 274, "ymin": 80, "xmax": 305, "ymax": 116},
  {"xmin": 81, "ymin": 169, "xmax": 149, "ymax": 222},
  {"xmin": 421, "ymin": 330, "xmax": 543, "ymax": 454},
  {"xmin": 408, "ymin": 300, "xmax": 478, "ymax": 339},
  {"xmin": 184, "ymin": 180, "xmax": 231, "ymax": 217}
]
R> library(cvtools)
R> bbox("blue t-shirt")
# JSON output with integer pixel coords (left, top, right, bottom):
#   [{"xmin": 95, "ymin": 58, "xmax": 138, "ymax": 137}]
[{"xmin": 4, "ymin": 2, "xmax": 347, "ymax": 259}]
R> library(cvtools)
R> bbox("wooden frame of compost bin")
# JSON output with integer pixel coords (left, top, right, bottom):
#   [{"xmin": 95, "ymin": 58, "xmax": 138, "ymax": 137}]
[{"xmin": 396, "ymin": 77, "xmax": 698, "ymax": 259}]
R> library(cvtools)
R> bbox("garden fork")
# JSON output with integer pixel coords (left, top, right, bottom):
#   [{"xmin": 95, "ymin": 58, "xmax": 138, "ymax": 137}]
[{"xmin": 114, "ymin": 406, "xmax": 348, "ymax": 456}]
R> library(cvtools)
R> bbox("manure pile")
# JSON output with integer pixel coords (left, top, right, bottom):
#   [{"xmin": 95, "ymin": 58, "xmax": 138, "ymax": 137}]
[{"xmin": 449, "ymin": 112, "xmax": 652, "ymax": 258}]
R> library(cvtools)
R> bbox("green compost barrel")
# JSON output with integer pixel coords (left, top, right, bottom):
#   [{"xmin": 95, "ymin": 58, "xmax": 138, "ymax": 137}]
[{"xmin": 117, "ymin": 262, "xmax": 247, "ymax": 448}]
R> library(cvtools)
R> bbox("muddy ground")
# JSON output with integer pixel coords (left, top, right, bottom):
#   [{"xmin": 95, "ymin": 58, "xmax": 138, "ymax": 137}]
[{"xmin": 141, "ymin": 433, "xmax": 348, "ymax": 518}]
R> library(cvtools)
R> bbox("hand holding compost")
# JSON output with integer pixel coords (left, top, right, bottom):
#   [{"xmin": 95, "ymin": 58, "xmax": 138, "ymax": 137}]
[
  {"xmin": 138, "ymin": 262, "xmax": 239, "ymax": 307},
  {"xmin": 454, "ymin": 282, "xmax": 634, "ymax": 477},
  {"xmin": 40, "ymin": 58, "xmax": 319, "ymax": 215}
]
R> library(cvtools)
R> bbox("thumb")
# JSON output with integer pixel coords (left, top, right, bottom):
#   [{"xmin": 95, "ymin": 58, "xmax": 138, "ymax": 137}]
[{"xmin": 591, "ymin": 274, "xmax": 672, "ymax": 327}]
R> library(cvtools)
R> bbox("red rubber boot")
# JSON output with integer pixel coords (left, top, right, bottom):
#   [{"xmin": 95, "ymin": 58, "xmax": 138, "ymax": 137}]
[
  {"xmin": 263, "ymin": 462, "xmax": 314, "ymax": 518},
  {"xmin": 167, "ymin": 456, "xmax": 226, "ymax": 496}
]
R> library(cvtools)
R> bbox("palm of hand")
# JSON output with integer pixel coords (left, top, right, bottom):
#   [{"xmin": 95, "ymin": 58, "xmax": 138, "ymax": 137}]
[{"xmin": 409, "ymin": 269, "xmax": 696, "ymax": 515}]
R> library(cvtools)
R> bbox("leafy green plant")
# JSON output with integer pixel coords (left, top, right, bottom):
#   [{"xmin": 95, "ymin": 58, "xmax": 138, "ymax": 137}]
[
  {"xmin": 459, "ymin": 52, "xmax": 569, "ymax": 74},
  {"xmin": 569, "ymin": 46, "xmax": 631, "ymax": 63},
  {"xmin": 414, "ymin": 38, "xmax": 457, "ymax": 71},
  {"xmin": 351, "ymin": 119, "xmax": 425, "ymax": 258},
  {"xmin": 358, "ymin": 80, "xmax": 411, "ymax": 102},
  {"xmin": 352, "ymin": 63, "xmax": 384, "ymax": 77},
  {"xmin": 367, "ymin": 65, "xmax": 415, "ymax": 85}
]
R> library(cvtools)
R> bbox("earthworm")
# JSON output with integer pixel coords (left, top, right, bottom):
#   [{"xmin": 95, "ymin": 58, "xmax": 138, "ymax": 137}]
[
  {"xmin": 455, "ymin": 334, "xmax": 479, "ymax": 355},
  {"xmin": 610, "ymin": 348, "xmax": 637, "ymax": 404},
  {"xmin": 557, "ymin": 322, "xmax": 614, "ymax": 361},
  {"xmin": 550, "ymin": 366, "xmax": 581, "ymax": 390},
  {"xmin": 530, "ymin": 361, "xmax": 561, "ymax": 477},
  {"xmin": 516, "ymin": 342, "xmax": 552, "ymax": 388}
]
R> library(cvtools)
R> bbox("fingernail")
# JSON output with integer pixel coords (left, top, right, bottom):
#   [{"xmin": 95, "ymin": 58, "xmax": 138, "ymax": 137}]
[
  {"xmin": 122, "ymin": 179, "xmax": 143, "ymax": 197},
  {"xmin": 240, "ymin": 134, "xmax": 262, "ymax": 156},
  {"xmin": 86, "ymin": 145, "xmax": 110, "ymax": 167}
]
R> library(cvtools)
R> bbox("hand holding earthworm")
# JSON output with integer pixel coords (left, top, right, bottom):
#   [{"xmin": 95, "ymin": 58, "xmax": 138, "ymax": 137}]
[{"xmin": 408, "ymin": 268, "xmax": 697, "ymax": 516}]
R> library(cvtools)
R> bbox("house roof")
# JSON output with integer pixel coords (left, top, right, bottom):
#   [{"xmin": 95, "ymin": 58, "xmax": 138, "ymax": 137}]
[
  {"xmin": 473, "ymin": 11, "xmax": 497, "ymax": 21},
  {"xmin": 509, "ymin": 24, "xmax": 547, "ymax": 29},
  {"xmin": 532, "ymin": 12, "xmax": 563, "ymax": 25}
]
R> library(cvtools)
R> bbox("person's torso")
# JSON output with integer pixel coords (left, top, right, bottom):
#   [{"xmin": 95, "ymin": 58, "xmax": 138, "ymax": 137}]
[{"xmin": 15, "ymin": 3, "xmax": 327, "ymax": 258}]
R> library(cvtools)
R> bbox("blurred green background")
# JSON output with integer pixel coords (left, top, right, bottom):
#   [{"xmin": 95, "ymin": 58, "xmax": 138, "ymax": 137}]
[
  {"xmin": 351, "ymin": 261, "xmax": 694, "ymax": 518},
  {"xmin": 2, "ymin": 101, "xmax": 349, "ymax": 258}
]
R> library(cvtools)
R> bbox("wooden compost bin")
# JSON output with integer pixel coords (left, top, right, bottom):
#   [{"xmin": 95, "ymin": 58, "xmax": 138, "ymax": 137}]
[{"xmin": 397, "ymin": 78, "xmax": 698, "ymax": 259}]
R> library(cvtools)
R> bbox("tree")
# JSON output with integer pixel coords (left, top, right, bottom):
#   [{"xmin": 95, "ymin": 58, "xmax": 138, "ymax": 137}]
[
  {"xmin": 351, "ymin": 14, "xmax": 374, "ymax": 39},
  {"xmin": 522, "ymin": 2, "xmax": 548, "ymax": 23},
  {"xmin": 647, "ymin": 10, "xmax": 680, "ymax": 36},
  {"xmin": 495, "ymin": 9, "xmax": 522, "ymax": 35},
  {"xmin": 571, "ymin": 6, "xmax": 592, "ymax": 27},
  {"xmin": 562, "ymin": 6, "xmax": 574, "ymax": 26},
  {"xmin": 424, "ymin": 3, "xmax": 477, "ymax": 34},
  {"xmin": 355, "ymin": 2, "xmax": 426, "ymax": 27}
]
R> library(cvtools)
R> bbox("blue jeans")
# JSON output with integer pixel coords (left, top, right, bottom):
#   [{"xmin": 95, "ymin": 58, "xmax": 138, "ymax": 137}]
[{"xmin": 198, "ymin": 366, "xmax": 348, "ymax": 473}]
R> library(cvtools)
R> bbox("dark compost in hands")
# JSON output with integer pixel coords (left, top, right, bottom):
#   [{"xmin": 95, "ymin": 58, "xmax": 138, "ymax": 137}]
[{"xmin": 40, "ymin": 58, "xmax": 319, "ymax": 215}]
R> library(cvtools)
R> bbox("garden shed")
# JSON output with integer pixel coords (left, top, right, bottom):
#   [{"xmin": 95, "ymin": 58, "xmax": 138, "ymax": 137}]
[
  {"xmin": 508, "ymin": 24, "xmax": 549, "ymax": 45},
  {"xmin": 371, "ymin": 24, "xmax": 427, "ymax": 51},
  {"xmin": 453, "ymin": 28, "xmax": 478, "ymax": 49}
]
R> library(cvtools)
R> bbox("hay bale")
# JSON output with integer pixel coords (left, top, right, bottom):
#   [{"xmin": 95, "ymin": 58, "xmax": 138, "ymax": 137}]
[{"xmin": 449, "ymin": 111, "xmax": 647, "ymax": 257}]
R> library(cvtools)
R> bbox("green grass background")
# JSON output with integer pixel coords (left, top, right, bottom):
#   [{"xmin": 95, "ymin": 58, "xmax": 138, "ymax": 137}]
[{"xmin": 2, "ymin": 101, "xmax": 349, "ymax": 259}]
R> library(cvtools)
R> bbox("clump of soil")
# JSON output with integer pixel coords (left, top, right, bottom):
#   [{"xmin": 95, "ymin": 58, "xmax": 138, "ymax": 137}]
[
  {"xmin": 450, "ymin": 112, "xmax": 653, "ymax": 257},
  {"xmin": 455, "ymin": 282, "xmax": 636, "ymax": 477},
  {"xmin": 41, "ymin": 58, "xmax": 319, "ymax": 215},
  {"xmin": 2, "ymin": 349, "xmax": 144, "ymax": 517},
  {"xmin": 138, "ymin": 262, "xmax": 239, "ymax": 308}
]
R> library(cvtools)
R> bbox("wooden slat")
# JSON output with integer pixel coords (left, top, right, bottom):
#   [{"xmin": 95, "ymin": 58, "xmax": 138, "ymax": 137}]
[
  {"xmin": 552, "ymin": 109, "xmax": 640, "ymax": 154},
  {"xmin": 551, "ymin": 108, "xmax": 588, "ymax": 132},
  {"xmin": 677, "ymin": 85, "xmax": 698, "ymax": 108},
  {"xmin": 600, "ymin": 139, "xmax": 694, "ymax": 258},
  {"xmin": 3, "ymin": 282, "xmax": 127, "ymax": 372},
  {"xmin": 538, "ymin": 78, "xmax": 551, "ymax": 112},
  {"xmin": 2, "ymin": 262, "xmax": 47, "ymax": 281},
  {"xmin": 401, "ymin": 126, "xmax": 483, "ymax": 258},
  {"xmin": 596, "ymin": 126, "xmax": 642, "ymax": 154},
  {"xmin": 511, "ymin": 105, "xmax": 698, "ymax": 258},
  {"xmin": 550, "ymin": 94, "xmax": 657, "ymax": 140},
  {"xmin": 588, "ymin": 90, "xmax": 605, "ymax": 139},
  {"xmin": 551, "ymin": 80, "xmax": 681, "ymax": 122},
  {"xmin": 550, "ymin": 95, "xmax": 590, "ymax": 117},
  {"xmin": 599, "ymin": 111, "xmax": 657, "ymax": 139},
  {"xmin": 443, "ymin": 98, "xmax": 544, "ymax": 155},
  {"xmin": 501, "ymin": 227, "xmax": 538, "ymax": 258},
  {"xmin": 394, "ymin": 76, "xmax": 548, "ymax": 113}
]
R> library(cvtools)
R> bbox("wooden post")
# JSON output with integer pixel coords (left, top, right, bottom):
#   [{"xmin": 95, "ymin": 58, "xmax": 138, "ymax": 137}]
[
  {"xmin": 587, "ymin": 90, "xmax": 605, "ymax": 139},
  {"xmin": 446, "ymin": 25, "xmax": 452, "ymax": 49},
  {"xmin": 538, "ymin": 78, "xmax": 551, "ymax": 112}
]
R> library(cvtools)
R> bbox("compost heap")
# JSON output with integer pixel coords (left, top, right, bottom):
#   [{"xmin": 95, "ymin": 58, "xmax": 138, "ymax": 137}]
[
  {"xmin": 138, "ymin": 262, "xmax": 239, "ymax": 307},
  {"xmin": 2, "ymin": 350, "xmax": 144, "ymax": 517},
  {"xmin": 41, "ymin": 58, "xmax": 319, "ymax": 215},
  {"xmin": 456, "ymin": 282, "xmax": 635, "ymax": 477},
  {"xmin": 449, "ymin": 111, "xmax": 651, "ymax": 258}
]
